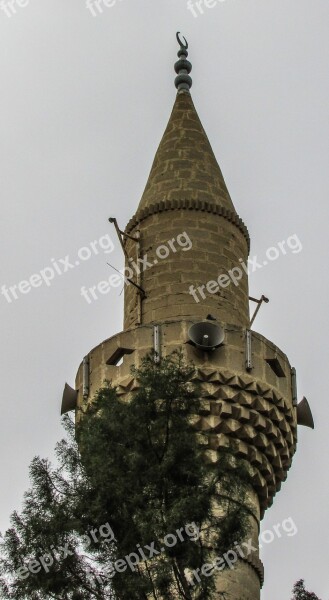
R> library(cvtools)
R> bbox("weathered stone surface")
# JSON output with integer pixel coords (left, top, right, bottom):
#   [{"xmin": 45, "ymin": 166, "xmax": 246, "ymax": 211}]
[
  {"xmin": 136, "ymin": 92, "xmax": 236, "ymax": 215},
  {"xmin": 76, "ymin": 322, "xmax": 297, "ymax": 519},
  {"xmin": 73, "ymin": 82, "xmax": 299, "ymax": 600}
]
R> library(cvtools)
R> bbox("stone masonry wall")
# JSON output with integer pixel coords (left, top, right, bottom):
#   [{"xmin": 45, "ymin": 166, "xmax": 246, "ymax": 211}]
[{"xmin": 123, "ymin": 208, "xmax": 250, "ymax": 330}]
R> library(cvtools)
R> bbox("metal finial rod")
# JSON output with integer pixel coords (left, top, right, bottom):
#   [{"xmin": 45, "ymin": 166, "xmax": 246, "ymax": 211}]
[{"xmin": 174, "ymin": 31, "xmax": 192, "ymax": 93}]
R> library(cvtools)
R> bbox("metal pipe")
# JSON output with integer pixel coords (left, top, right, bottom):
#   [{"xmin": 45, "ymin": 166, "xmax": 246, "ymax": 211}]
[
  {"xmin": 154, "ymin": 325, "xmax": 161, "ymax": 363},
  {"xmin": 245, "ymin": 330, "xmax": 253, "ymax": 371},
  {"xmin": 83, "ymin": 356, "xmax": 90, "ymax": 399},
  {"xmin": 136, "ymin": 231, "xmax": 142, "ymax": 326},
  {"xmin": 291, "ymin": 367, "xmax": 297, "ymax": 406}
]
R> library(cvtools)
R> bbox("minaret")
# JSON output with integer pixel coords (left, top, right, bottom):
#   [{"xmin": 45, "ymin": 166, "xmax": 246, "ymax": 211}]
[
  {"xmin": 124, "ymin": 32, "xmax": 250, "ymax": 332},
  {"xmin": 66, "ymin": 33, "xmax": 314, "ymax": 600}
]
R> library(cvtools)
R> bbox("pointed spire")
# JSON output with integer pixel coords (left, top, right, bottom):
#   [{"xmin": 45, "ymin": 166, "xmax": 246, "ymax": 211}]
[
  {"xmin": 127, "ymin": 34, "xmax": 249, "ymax": 250},
  {"xmin": 174, "ymin": 32, "xmax": 192, "ymax": 93},
  {"xmin": 136, "ymin": 91, "xmax": 236, "ymax": 212}
]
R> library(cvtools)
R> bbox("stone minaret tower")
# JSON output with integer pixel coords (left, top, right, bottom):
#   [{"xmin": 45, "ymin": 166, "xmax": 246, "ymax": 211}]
[{"xmin": 64, "ymin": 33, "xmax": 314, "ymax": 600}]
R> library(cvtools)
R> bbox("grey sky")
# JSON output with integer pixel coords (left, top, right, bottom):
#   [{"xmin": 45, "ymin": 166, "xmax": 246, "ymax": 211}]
[{"xmin": 0, "ymin": 1, "xmax": 328, "ymax": 598}]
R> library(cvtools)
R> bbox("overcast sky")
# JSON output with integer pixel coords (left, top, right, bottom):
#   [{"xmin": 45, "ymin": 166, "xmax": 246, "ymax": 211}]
[{"xmin": 0, "ymin": 1, "xmax": 328, "ymax": 598}]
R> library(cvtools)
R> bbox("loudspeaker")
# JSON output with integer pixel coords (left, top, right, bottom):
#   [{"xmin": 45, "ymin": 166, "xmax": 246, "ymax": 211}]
[
  {"xmin": 297, "ymin": 397, "xmax": 314, "ymax": 429},
  {"xmin": 188, "ymin": 322, "xmax": 225, "ymax": 351},
  {"xmin": 61, "ymin": 383, "xmax": 78, "ymax": 415}
]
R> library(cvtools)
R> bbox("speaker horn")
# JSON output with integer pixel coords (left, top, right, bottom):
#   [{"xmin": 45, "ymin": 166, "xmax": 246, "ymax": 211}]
[
  {"xmin": 188, "ymin": 322, "xmax": 224, "ymax": 351},
  {"xmin": 297, "ymin": 397, "xmax": 314, "ymax": 429},
  {"xmin": 61, "ymin": 383, "xmax": 78, "ymax": 415}
]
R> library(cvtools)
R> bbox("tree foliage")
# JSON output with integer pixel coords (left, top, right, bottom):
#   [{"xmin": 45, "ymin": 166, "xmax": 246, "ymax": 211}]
[
  {"xmin": 0, "ymin": 352, "xmax": 252, "ymax": 599},
  {"xmin": 292, "ymin": 580, "xmax": 322, "ymax": 600}
]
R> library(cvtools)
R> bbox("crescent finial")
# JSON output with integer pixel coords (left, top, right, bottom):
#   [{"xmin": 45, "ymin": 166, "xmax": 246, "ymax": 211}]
[
  {"xmin": 176, "ymin": 32, "xmax": 188, "ymax": 50},
  {"xmin": 174, "ymin": 32, "xmax": 192, "ymax": 92}
]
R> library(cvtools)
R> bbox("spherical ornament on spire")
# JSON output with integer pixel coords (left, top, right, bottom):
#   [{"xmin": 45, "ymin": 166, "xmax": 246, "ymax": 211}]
[{"xmin": 175, "ymin": 32, "xmax": 192, "ymax": 92}]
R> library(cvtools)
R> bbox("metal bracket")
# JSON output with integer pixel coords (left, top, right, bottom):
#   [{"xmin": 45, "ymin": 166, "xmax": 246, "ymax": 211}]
[
  {"xmin": 108, "ymin": 217, "xmax": 139, "ymax": 259},
  {"xmin": 107, "ymin": 262, "xmax": 146, "ymax": 298},
  {"xmin": 249, "ymin": 295, "xmax": 269, "ymax": 326},
  {"xmin": 108, "ymin": 217, "xmax": 146, "ymax": 325}
]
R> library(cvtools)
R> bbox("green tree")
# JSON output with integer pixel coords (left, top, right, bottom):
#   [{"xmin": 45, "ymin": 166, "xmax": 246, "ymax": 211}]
[
  {"xmin": 292, "ymin": 580, "xmax": 322, "ymax": 600},
  {"xmin": 0, "ymin": 352, "xmax": 252, "ymax": 600}
]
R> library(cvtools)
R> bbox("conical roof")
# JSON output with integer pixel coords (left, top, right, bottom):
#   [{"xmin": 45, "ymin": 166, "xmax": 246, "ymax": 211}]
[
  {"xmin": 136, "ymin": 90, "xmax": 237, "ymax": 215},
  {"xmin": 126, "ymin": 34, "xmax": 249, "ymax": 249}
]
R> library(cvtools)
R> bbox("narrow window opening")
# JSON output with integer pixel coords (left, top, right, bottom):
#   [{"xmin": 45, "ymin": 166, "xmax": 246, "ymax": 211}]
[
  {"xmin": 106, "ymin": 348, "xmax": 134, "ymax": 366},
  {"xmin": 266, "ymin": 357, "xmax": 285, "ymax": 378}
]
